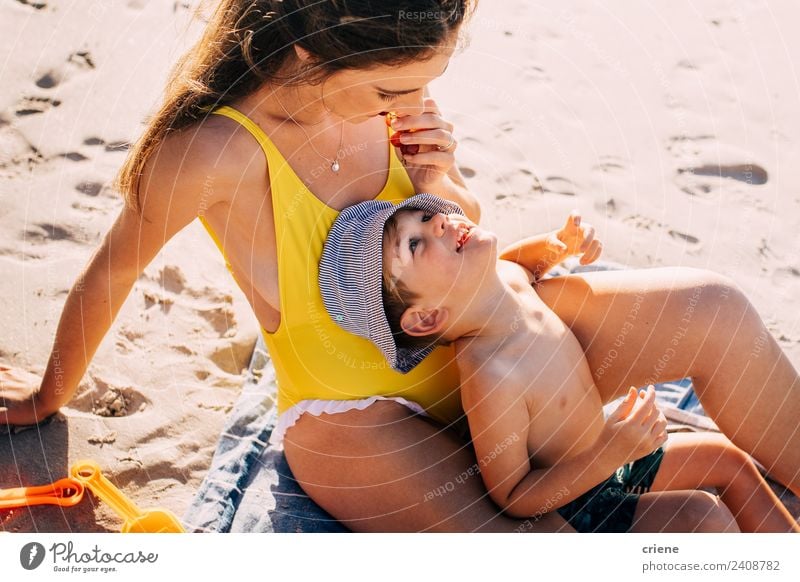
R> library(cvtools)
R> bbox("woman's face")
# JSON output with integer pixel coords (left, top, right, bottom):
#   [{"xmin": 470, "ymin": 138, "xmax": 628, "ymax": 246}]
[{"xmin": 320, "ymin": 46, "xmax": 456, "ymax": 123}]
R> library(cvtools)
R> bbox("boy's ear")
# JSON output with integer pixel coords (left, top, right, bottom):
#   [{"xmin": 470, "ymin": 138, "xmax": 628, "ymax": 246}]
[{"xmin": 400, "ymin": 306, "xmax": 449, "ymax": 337}]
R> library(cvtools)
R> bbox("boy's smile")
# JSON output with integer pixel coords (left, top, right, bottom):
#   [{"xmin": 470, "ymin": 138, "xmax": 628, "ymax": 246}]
[{"xmin": 382, "ymin": 209, "xmax": 496, "ymax": 309}]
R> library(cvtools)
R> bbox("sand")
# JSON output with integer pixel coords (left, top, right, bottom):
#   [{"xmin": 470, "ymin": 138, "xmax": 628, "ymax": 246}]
[{"xmin": 1, "ymin": 0, "xmax": 798, "ymax": 532}]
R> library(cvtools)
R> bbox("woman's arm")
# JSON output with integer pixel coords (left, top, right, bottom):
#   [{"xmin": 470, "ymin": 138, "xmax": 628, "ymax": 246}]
[
  {"xmin": 1, "ymin": 130, "xmax": 224, "ymax": 425},
  {"xmin": 432, "ymin": 170, "xmax": 481, "ymax": 223}
]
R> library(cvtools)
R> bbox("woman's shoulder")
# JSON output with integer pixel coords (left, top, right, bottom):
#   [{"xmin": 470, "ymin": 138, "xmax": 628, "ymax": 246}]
[{"xmin": 154, "ymin": 113, "xmax": 268, "ymax": 198}]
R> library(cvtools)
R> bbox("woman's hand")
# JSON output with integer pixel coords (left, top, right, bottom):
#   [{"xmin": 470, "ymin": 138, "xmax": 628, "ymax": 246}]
[
  {"xmin": 596, "ymin": 386, "xmax": 668, "ymax": 467},
  {"xmin": 0, "ymin": 364, "xmax": 46, "ymax": 427},
  {"xmin": 545, "ymin": 211, "xmax": 603, "ymax": 266},
  {"xmin": 390, "ymin": 97, "xmax": 458, "ymax": 193}
]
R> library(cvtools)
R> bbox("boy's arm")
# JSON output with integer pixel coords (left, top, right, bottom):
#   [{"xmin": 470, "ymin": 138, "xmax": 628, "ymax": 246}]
[
  {"xmin": 462, "ymin": 375, "xmax": 619, "ymax": 520},
  {"xmin": 499, "ymin": 212, "xmax": 602, "ymax": 282},
  {"xmin": 499, "ymin": 232, "xmax": 563, "ymax": 283}
]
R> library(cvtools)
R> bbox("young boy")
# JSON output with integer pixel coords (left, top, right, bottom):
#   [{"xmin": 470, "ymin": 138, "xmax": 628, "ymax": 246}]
[{"xmin": 319, "ymin": 193, "xmax": 798, "ymax": 533}]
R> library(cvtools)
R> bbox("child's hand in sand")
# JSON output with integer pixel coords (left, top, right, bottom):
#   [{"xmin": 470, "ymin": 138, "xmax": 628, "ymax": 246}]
[
  {"xmin": 0, "ymin": 364, "xmax": 44, "ymax": 427},
  {"xmin": 546, "ymin": 211, "xmax": 602, "ymax": 266},
  {"xmin": 598, "ymin": 385, "xmax": 668, "ymax": 467}
]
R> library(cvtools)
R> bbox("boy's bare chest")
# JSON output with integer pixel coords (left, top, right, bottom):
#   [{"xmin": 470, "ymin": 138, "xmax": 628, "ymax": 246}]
[{"xmin": 482, "ymin": 310, "xmax": 606, "ymax": 467}]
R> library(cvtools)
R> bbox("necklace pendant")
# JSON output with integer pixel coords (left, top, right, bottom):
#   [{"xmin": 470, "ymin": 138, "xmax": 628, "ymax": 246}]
[{"xmin": 331, "ymin": 160, "xmax": 340, "ymax": 173}]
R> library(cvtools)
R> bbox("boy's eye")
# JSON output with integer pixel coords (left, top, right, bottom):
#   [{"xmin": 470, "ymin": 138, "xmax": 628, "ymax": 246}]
[
  {"xmin": 378, "ymin": 92, "xmax": 397, "ymax": 102},
  {"xmin": 409, "ymin": 238, "xmax": 419, "ymax": 254},
  {"xmin": 421, "ymin": 213, "xmax": 433, "ymax": 222}
]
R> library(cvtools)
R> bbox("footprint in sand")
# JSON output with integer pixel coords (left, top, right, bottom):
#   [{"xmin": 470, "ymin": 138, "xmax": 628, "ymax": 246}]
[
  {"xmin": 75, "ymin": 181, "xmax": 104, "ymax": 197},
  {"xmin": 458, "ymin": 166, "xmax": 476, "ymax": 179},
  {"xmin": 668, "ymin": 136, "xmax": 768, "ymax": 196},
  {"xmin": 23, "ymin": 222, "xmax": 80, "ymax": 244},
  {"xmin": 142, "ymin": 288, "xmax": 175, "ymax": 313},
  {"xmin": 68, "ymin": 50, "xmax": 95, "ymax": 70},
  {"xmin": 678, "ymin": 163, "xmax": 768, "ymax": 186},
  {"xmin": 520, "ymin": 168, "xmax": 545, "ymax": 196},
  {"xmin": 61, "ymin": 151, "xmax": 89, "ymax": 162},
  {"xmin": 15, "ymin": 0, "xmax": 47, "ymax": 9},
  {"xmin": 104, "ymin": 141, "xmax": 130, "ymax": 152},
  {"xmin": 623, "ymin": 215, "xmax": 702, "ymax": 251},
  {"xmin": 138, "ymin": 267, "xmax": 182, "ymax": 313},
  {"xmin": 34, "ymin": 72, "xmax": 59, "ymax": 89},
  {"xmin": 591, "ymin": 155, "xmax": 627, "ymax": 173},
  {"xmin": 498, "ymin": 120, "xmax": 515, "ymax": 133},
  {"xmin": 666, "ymin": 134, "xmax": 716, "ymax": 158},
  {"xmin": 196, "ymin": 304, "xmax": 237, "ymax": 337},
  {"xmin": 139, "ymin": 265, "xmax": 237, "ymax": 336},
  {"xmin": 668, "ymin": 230, "xmax": 701, "ymax": 245},
  {"xmin": 14, "ymin": 96, "xmax": 61, "ymax": 116},
  {"xmin": 542, "ymin": 176, "xmax": 576, "ymax": 197},
  {"xmin": 771, "ymin": 267, "xmax": 800, "ymax": 287},
  {"xmin": 82, "ymin": 136, "xmax": 130, "ymax": 153},
  {"xmin": 33, "ymin": 50, "xmax": 95, "ymax": 91},
  {"xmin": 0, "ymin": 124, "xmax": 44, "ymax": 172},
  {"xmin": 160, "ymin": 264, "xmax": 187, "ymax": 294},
  {"xmin": 675, "ymin": 162, "xmax": 768, "ymax": 198},
  {"xmin": 522, "ymin": 64, "xmax": 550, "ymax": 83},
  {"xmin": 622, "ymin": 214, "xmax": 664, "ymax": 231},
  {"xmin": 595, "ymin": 197, "xmax": 618, "ymax": 215}
]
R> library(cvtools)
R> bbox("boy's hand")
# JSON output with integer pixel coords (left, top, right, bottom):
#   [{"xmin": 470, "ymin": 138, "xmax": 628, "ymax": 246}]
[
  {"xmin": 546, "ymin": 211, "xmax": 603, "ymax": 266},
  {"xmin": 0, "ymin": 365, "xmax": 46, "ymax": 427},
  {"xmin": 598, "ymin": 385, "xmax": 668, "ymax": 467}
]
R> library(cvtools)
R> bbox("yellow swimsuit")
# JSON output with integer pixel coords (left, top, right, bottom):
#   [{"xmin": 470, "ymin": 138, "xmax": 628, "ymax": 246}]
[{"xmin": 199, "ymin": 106, "xmax": 462, "ymax": 439}]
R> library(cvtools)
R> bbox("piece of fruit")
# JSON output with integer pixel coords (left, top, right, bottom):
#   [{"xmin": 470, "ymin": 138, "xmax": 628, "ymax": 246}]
[{"xmin": 390, "ymin": 132, "xmax": 420, "ymax": 156}]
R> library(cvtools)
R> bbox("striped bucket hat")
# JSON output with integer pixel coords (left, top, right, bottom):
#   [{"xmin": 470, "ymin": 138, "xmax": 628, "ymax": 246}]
[{"xmin": 319, "ymin": 193, "xmax": 464, "ymax": 373}]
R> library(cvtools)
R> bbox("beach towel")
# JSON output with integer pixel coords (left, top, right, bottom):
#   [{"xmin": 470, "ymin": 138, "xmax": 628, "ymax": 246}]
[{"xmin": 182, "ymin": 260, "xmax": 714, "ymax": 532}]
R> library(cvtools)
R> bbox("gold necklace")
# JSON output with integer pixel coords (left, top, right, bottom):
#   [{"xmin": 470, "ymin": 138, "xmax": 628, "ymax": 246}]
[{"xmin": 273, "ymin": 90, "xmax": 345, "ymax": 173}]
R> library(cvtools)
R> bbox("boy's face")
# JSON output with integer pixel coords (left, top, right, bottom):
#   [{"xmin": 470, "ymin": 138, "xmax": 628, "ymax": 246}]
[{"xmin": 382, "ymin": 209, "xmax": 497, "ymax": 309}]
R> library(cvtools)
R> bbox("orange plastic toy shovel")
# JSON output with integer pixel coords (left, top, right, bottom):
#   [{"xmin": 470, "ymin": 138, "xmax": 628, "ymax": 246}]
[
  {"xmin": 70, "ymin": 460, "xmax": 184, "ymax": 533},
  {"xmin": 0, "ymin": 478, "xmax": 84, "ymax": 509}
]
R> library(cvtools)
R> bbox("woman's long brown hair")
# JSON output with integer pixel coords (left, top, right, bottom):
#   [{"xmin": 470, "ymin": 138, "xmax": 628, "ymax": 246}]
[{"xmin": 114, "ymin": 0, "xmax": 474, "ymax": 212}]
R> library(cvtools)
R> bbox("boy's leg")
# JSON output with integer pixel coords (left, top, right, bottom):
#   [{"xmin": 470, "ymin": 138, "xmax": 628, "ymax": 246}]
[
  {"xmin": 535, "ymin": 267, "xmax": 800, "ymax": 493},
  {"xmin": 650, "ymin": 433, "xmax": 799, "ymax": 532},
  {"xmin": 284, "ymin": 400, "xmax": 573, "ymax": 532},
  {"xmin": 629, "ymin": 490, "xmax": 739, "ymax": 532}
]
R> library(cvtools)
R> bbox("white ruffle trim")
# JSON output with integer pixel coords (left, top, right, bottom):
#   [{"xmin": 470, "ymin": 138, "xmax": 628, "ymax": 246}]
[{"xmin": 269, "ymin": 396, "xmax": 428, "ymax": 448}]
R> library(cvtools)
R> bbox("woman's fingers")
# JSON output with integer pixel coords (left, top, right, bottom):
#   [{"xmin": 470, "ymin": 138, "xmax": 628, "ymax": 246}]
[
  {"xmin": 395, "ymin": 127, "xmax": 455, "ymax": 150},
  {"xmin": 401, "ymin": 150, "xmax": 455, "ymax": 168},
  {"xmin": 391, "ymin": 112, "xmax": 452, "ymax": 133}
]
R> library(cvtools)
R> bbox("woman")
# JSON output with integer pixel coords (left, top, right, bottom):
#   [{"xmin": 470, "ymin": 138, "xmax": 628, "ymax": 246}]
[{"xmin": 1, "ymin": 0, "xmax": 798, "ymax": 532}]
